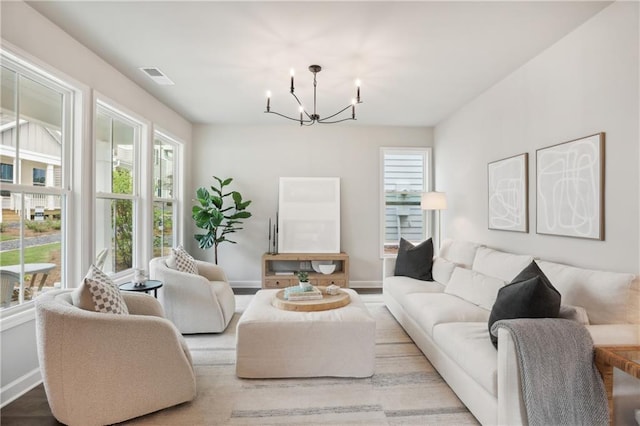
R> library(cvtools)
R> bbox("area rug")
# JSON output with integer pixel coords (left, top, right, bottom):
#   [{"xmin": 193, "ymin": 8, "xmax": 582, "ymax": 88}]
[{"xmin": 126, "ymin": 294, "xmax": 478, "ymax": 425}]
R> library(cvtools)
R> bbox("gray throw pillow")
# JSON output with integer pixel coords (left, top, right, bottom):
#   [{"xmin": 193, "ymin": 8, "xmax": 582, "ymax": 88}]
[
  {"xmin": 394, "ymin": 238, "xmax": 434, "ymax": 281},
  {"xmin": 488, "ymin": 261, "xmax": 561, "ymax": 347}
]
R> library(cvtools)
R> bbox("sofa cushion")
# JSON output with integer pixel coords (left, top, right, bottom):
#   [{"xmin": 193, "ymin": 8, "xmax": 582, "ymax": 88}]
[
  {"xmin": 445, "ymin": 267, "xmax": 505, "ymax": 310},
  {"xmin": 167, "ymin": 246, "xmax": 198, "ymax": 275},
  {"xmin": 73, "ymin": 265, "xmax": 129, "ymax": 315},
  {"xmin": 472, "ymin": 247, "xmax": 534, "ymax": 282},
  {"xmin": 383, "ymin": 276, "xmax": 444, "ymax": 306},
  {"xmin": 488, "ymin": 261, "xmax": 561, "ymax": 347},
  {"xmin": 538, "ymin": 260, "xmax": 639, "ymax": 325},
  {"xmin": 438, "ymin": 239, "xmax": 481, "ymax": 268},
  {"xmin": 433, "ymin": 322, "xmax": 498, "ymax": 397},
  {"xmin": 404, "ymin": 293, "xmax": 490, "ymax": 337},
  {"xmin": 432, "ymin": 257, "xmax": 456, "ymax": 285},
  {"xmin": 394, "ymin": 238, "xmax": 434, "ymax": 281}
]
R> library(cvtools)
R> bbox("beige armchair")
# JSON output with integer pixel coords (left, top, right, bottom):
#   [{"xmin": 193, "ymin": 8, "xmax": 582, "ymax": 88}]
[
  {"xmin": 35, "ymin": 289, "xmax": 196, "ymax": 426},
  {"xmin": 149, "ymin": 256, "xmax": 235, "ymax": 333}
]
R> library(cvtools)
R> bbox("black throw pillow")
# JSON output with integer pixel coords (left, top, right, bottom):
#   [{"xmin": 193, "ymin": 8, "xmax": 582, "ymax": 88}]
[
  {"xmin": 488, "ymin": 261, "xmax": 561, "ymax": 347},
  {"xmin": 394, "ymin": 238, "xmax": 434, "ymax": 281}
]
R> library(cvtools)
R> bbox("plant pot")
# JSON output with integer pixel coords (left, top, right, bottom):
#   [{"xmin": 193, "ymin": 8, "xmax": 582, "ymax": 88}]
[{"xmin": 299, "ymin": 281, "xmax": 312, "ymax": 291}]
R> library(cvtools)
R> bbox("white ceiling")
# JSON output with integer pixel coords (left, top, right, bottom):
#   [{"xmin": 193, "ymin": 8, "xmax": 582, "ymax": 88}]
[{"xmin": 27, "ymin": 1, "xmax": 611, "ymax": 127}]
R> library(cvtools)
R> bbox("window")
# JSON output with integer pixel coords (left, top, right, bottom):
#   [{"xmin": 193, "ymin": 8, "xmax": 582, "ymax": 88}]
[
  {"xmin": 0, "ymin": 52, "xmax": 74, "ymax": 309},
  {"xmin": 94, "ymin": 102, "xmax": 141, "ymax": 275},
  {"xmin": 0, "ymin": 163, "xmax": 13, "ymax": 182},
  {"xmin": 380, "ymin": 147, "xmax": 432, "ymax": 256},
  {"xmin": 152, "ymin": 131, "xmax": 179, "ymax": 257},
  {"xmin": 33, "ymin": 168, "xmax": 46, "ymax": 186}
]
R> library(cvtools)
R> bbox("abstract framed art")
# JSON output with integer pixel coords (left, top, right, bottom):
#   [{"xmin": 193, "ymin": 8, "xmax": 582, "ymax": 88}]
[
  {"xmin": 278, "ymin": 177, "xmax": 341, "ymax": 253},
  {"xmin": 536, "ymin": 133, "xmax": 605, "ymax": 240},
  {"xmin": 487, "ymin": 153, "xmax": 529, "ymax": 232}
]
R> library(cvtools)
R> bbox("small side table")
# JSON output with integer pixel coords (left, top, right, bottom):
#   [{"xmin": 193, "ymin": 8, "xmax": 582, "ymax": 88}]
[
  {"xmin": 119, "ymin": 280, "xmax": 163, "ymax": 298},
  {"xmin": 594, "ymin": 345, "xmax": 640, "ymax": 425}
]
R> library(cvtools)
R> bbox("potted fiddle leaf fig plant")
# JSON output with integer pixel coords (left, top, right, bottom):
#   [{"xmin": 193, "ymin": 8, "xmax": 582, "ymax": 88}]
[{"xmin": 192, "ymin": 176, "xmax": 252, "ymax": 264}]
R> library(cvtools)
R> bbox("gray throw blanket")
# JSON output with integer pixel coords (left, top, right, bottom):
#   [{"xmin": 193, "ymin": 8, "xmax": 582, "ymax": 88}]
[{"xmin": 491, "ymin": 318, "xmax": 608, "ymax": 426}]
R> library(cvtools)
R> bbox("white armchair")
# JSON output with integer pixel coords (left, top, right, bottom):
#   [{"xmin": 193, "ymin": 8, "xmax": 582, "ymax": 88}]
[
  {"xmin": 35, "ymin": 289, "xmax": 196, "ymax": 426},
  {"xmin": 149, "ymin": 256, "xmax": 235, "ymax": 333}
]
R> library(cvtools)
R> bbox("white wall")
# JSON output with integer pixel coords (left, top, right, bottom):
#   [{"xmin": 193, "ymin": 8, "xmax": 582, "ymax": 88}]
[
  {"xmin": 191, "ymin": 124, "xmax": 433, "ymax": 287},
  {"xmin": 434, "ymin": 1, "xmax": 639, "ymax": 274},
  {"xmin": 0, "ymin": 1, "xmax": 193, "ymax": 406}
]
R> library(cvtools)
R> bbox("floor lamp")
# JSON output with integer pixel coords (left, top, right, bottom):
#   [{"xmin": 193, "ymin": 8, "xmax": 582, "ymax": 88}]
[{"xmin": 421, "ymin": 191, "xmax": 447, "ymax": 250}]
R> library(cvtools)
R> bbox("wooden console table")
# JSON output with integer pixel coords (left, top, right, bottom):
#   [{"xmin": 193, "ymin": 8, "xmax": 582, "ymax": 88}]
[
  {"xmin": 594, "ymin": 345, "xmax": 640, "ymax": 425},
  {"xmin": 261, "ymin": 252, "xmax": 349, "ymax": 289}
]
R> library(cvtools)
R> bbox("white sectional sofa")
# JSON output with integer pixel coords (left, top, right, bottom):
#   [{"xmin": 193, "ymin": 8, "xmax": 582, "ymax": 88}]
[{"xmin": 383, "ymin": 240, "xmax": 640, "ymax": 425}]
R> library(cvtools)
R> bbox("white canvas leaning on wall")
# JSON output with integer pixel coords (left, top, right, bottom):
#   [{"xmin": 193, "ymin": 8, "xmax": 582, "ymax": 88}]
[
  {"xmin": 278, "ymin": 177, "xmax": 341, "ymax": 253},
  {"xmin": 536, "ymin": 133, "xmax": 604, "ymax": 240},
  {"xmin": 487, "ymin": 153, "xmax": 529, "ymax": 232}
]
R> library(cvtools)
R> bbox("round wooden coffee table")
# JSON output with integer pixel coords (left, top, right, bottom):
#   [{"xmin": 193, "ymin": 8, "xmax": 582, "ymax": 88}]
[{"xmin": 272, "ymin": 286, "xmax": 350, "ymax": 312}]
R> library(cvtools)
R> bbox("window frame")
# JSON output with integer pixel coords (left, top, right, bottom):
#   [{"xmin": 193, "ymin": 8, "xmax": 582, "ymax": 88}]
[
  {"xmin": 379, "ymin": 147, "xmax": 433, "ymax": 258},
  {"xmin": 0, "ymin": 48, "xmax": 77, "ymax": 312},
  {"xmin": 151, "ymin": 129, "xmax": 182, "ymax": 258},
  {"xmin": 93, "ymin": 98, "xmax": 147, "ymax": 278}
]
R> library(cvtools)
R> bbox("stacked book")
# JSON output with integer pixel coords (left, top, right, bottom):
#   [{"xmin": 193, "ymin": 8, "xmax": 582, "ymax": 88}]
[{"xmin": 284, "ymin": 285, "xmax": 323, "ymax": 301}]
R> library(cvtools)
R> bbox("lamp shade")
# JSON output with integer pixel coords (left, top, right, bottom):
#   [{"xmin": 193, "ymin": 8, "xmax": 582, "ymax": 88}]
[{"xmin": 421, "ymin": 192, "xmax": 447, "ymax": 210}]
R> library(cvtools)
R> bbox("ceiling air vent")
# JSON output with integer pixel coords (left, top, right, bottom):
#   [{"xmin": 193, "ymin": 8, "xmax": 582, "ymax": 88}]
[{"xmin": 139, "ymin": 67, "xmax": 175, "ymax": 86}]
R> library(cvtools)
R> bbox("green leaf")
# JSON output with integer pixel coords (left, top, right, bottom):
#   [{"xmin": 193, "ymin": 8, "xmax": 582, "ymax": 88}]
[
  {"xmin": 210, "ymin": 210, "xmax": 225, "ymax": 227},
  {"xmin": 222, "ymin": 178, "xmax": 233, "ymax": 187},
  {"xmin": 194, "ymin": 233, "xmax": 215, "ymax": 249},
  {"xmin": 232, "ymin": 191, "xmax": 242, "ymax": 205},
  {"xmin": 210, "ymin": 186, "xmax": 222, "ymax": 196},
  {"xmin": 213, "ymin": 176, "xmax": 223, "ymax": 186},
  {"xmin": 210, "ymin": 196, "xmax": 223, "ymax": 209},
  {"xmin": 230, "ymin": 211, "xmax": 252, "ymax": 220},
  {"xmin": 238, "ymin": 200, "xmax": 252, "ymax": 210},
  {"xmin": 196, "ymin": 187, "xmax": 210, "ymax": 206}
]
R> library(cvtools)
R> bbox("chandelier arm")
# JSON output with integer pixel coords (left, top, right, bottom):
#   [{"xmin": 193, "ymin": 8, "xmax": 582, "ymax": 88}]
[
  {"xmin": 317, "ymin": 104, "xmax": 353, "ymax": 122},
  {"xmin": 289, "ymin": 92, "xmax": 313, "ymax": 120},
  {"xmin": 317, "ymin": 117, "xmax": 356, "ymax": 124},
  {"xmin": 265, "ymin": 110, "xmax": 312, "ymax": 123}
]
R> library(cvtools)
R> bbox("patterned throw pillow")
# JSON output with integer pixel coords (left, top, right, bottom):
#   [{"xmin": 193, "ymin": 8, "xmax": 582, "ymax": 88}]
[
  {"xmin": 73, "ymin": 264, "xmax": 129, "ymax": 314},
  {"xmin": 168, "ymin": 246, "xmax": 198, "ymax": 275}
]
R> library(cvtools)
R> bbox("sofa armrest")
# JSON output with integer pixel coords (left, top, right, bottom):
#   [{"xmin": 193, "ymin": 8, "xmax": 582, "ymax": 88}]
[
  {"xmin": 497, "ymin": 327, "xmax": 527, "ymax": 426},
  {"xmin": 195, "ymin": 260, "xmax": 228, "ymax": 282},
  {"xmin": 121, "ymin": 292, "xmax": 165, "ymax": 317},
  {"xmin": 383, "ymin": 257, "xmax": 397, "ymax": 279}
]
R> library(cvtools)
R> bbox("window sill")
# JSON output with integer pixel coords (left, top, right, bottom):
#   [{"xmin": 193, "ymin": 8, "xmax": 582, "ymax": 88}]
[{"xmin": 0, "ymin": 301, "xmax": 36, "ymax": 332}]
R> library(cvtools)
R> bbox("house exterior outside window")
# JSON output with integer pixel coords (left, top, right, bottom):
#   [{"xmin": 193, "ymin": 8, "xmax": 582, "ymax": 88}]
[{"xmin": 380, "ymin": 147, "xmax": 432, "ymax": 257}]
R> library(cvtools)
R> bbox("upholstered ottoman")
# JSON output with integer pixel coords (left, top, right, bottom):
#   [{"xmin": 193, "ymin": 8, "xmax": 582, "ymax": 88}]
[{"xmin": 236, "ymin": 288, "xmax": 376, "ymax": 378}]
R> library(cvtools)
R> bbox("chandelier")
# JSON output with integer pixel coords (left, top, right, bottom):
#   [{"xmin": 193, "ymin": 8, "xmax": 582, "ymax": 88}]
[{"xmin": 265, "ymin": 65, "xmax": 362, "ymax": 126}]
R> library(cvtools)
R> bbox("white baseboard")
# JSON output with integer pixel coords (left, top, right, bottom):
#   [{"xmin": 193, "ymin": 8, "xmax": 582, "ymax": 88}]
[
  {"xmin": 230, "ymin": 281, "xmax": 262, "ymax": 288},
  {"xmin": 349, "ymin": 280, "xmax": 382, "ymax": 288},
  {"xmin": 0, "ymin": 367, "xmax": 42, "ymax": 408},
  {"xmin": 230, "ymin": 280, "xmax": 382, "ymax": 289}
]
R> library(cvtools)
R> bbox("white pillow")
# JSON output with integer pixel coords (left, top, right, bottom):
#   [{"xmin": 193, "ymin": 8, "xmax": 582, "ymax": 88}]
[
  {"xmin": 432, "ymin": 257, "xmax": 456, "ymax": 285},
  {"xmin": 445, "ymin": 267, "xmax": 505, "ymax": 310},
  {"xmin": 472, "ymin": 246, "xmax": 534, "ymax": 283},
  {"xmin": 73, "ymin": 264, "xmax": 129, "ymax": 315},
  {"xmin": 167, "ymin": 246, "xmax": 198, "ymax": 275}
]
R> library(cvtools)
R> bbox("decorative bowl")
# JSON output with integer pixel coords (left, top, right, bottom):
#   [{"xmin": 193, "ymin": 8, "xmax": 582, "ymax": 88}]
[
  {"xmin": 318, "ymin": 264, "xmax": 336, "ymax": 275},
  {"xmin": 311, "ymin": 260, "xmax": 333, "ymax": 273}
]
